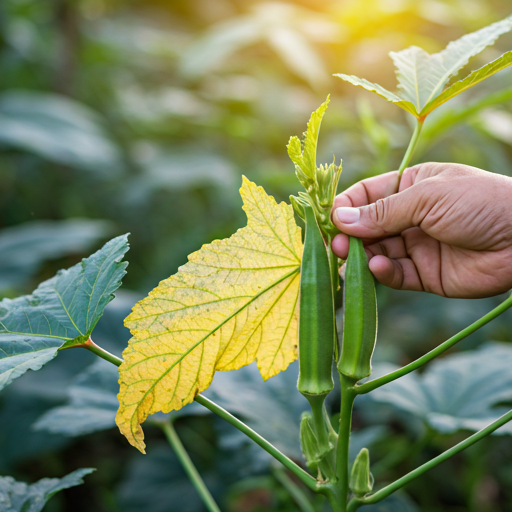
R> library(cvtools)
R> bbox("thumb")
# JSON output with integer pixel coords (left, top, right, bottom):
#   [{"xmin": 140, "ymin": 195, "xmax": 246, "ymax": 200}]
[{"xmin": 332, "ymin": 182, "xmax": 432, "ymax": 239}]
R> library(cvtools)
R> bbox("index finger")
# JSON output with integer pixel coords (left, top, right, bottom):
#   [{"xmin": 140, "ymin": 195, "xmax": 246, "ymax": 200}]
[{"xmin": 333, "ymin": 171, "xmax": 399, "ymax": 209}]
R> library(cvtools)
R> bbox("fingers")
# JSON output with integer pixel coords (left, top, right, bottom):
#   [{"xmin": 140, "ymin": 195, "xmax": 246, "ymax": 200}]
[
  {"xmin": 332, "ymin": 176, "xmax": 440, "ymax": 239},
  {"xmin": 332, "ymin": 233, "xmax": 407, "ymax": 260},
  {"xmin": 333, "ymin": 171, "xmax": 399, "ymax": 209},
  {"xmin": 331, "ymin": 162, "xmax": 454, "ymax": 240},
  {"xmin": 334, "ymin": 229, "xmax": 443, "ymax": 293},
  {"xmin": 368, "ymin": 256, "xmax": 424, "ymax": 291}
]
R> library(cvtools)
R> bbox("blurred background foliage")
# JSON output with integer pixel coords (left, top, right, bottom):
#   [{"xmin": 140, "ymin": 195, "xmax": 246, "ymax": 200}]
[{"xmin": 1, "ymin": 0, "xmax": 512, "ymax": 511}]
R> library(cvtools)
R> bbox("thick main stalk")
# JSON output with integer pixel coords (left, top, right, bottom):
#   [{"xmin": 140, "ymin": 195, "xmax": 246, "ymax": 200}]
[{"xmin": 336, "ymin": 373, "xmax": 357, "ymax": 511}]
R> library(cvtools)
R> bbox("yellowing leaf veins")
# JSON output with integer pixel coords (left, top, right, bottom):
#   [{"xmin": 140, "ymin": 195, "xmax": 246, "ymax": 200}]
[{"xmin": 116, "ymin": 177, "xmax": 303, "ymax": 452}]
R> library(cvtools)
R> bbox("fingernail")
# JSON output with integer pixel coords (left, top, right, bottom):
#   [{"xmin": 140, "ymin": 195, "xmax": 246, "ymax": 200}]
[{"xmin": 336, "ymin": 207, "xmax": 360, "ymax": 224}]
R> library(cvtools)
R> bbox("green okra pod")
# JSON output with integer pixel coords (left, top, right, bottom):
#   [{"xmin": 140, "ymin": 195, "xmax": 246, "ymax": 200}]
[
  {"xmin": 297, "ymin": 205, "xmax": 335, "ymax": 398},
  {"xmin": 338, "ymin": 236, "xmax": 377, "ymax": 381}
]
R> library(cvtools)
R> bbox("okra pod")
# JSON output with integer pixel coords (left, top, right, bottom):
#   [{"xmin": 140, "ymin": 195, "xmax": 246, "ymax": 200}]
[
  {"xmin": 338, "ymin": 236, "xmax": 377, "ymax": 381},
  {"xmin": 297, "ymin": 205, "xmax": 335, "ymax": 398}
]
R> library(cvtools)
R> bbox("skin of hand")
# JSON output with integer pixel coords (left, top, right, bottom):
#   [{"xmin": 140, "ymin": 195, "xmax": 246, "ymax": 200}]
[{"xmin": 330, "ymin": 162, "xmax": 512, "ymax": 299}]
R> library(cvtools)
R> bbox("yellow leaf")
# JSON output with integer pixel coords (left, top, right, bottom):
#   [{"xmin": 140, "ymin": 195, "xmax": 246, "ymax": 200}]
[{"xmin": 116, "ymin": 177, "xmax": 303, "ymax": 452}]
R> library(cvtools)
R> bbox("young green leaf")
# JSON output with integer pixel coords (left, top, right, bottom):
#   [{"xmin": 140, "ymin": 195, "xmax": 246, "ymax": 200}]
[
  {"xmin": 421, "ymin": 50, "xmax": 512, "ymax": 116},
  {"xmin": 287, "ymin": 97, "xmax": 329, "ymax": 186},
  {"xmin": 336, "ymin": 15, "xmax": 512, "ymax": 118},
  {"xmin": 0, "ymin": 235, "xmax": 129, "ymax": 391},
  {"xmin": 335, "ymin": 74, "xmax": 419, "ymax": 117},
  {"xmin": 117, "ymin": 178, "xmax": 303, "ymax": 453},
  {"xmin": 0, "ymin": 468, "xmax": 95, "ymax": 512}
]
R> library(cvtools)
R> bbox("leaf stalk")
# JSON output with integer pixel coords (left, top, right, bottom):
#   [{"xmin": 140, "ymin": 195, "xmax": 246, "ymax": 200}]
[
  {"xmin": 66, "ymin": 337, "xmax": 124, "ymax": 367},
  {"xmin": 194, "ymin": 394, "xmax": 318, "ymax": 491},
  {"xmin": 397, "ymin": 118, "xmax": 424, "ymax": 180},
  {"xmin": 161, "ymin": 419, "xmax": 221, "ymax": 512}
]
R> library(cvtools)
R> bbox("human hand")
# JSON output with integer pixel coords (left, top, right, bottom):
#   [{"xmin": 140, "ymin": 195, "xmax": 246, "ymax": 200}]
[{"xmin": 331, "ymin": 163, "xmax": 512, "ymax": 298}]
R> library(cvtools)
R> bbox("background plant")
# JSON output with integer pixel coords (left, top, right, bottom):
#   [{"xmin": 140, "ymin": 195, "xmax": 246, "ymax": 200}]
[{"xmin": 2, "ymin": 1, "xmax": 512, "ymax": 511}]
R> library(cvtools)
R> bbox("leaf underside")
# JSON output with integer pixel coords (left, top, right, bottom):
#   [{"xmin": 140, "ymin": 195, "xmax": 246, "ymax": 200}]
[
  {"xmin": 336, "ymin": 15, "xmax": 512, "ymax": 117},
  {"xmin": 0, "ymin": 235, "xmax": 129, "ymax": 391},
  {"xmin": 116, "ymin": 177, "xmax": 303, "ymax": 453}
]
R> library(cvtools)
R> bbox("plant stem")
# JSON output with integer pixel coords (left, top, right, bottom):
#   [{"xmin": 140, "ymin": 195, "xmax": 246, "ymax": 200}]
[
  {"xmin": 347, "ymin": 408, "xmax": 512, "ymax": 511},
  {"xmin": 397, "ymin": 118, "xmax": 424, "ymax": 180},
  {"xmin": 354, "ymin": 293, "xmax": 512, "ymax": 395},
  {"xmin": 307, "ymin": 394, "xmax": 336, "ymax": 481},
  {"xmin": 71, "ymin": 339, "xmax": 317, "ymax": 492},
  {"xmin": 336, "ymin": 373, "xmax": 357, "ymax": 511},
  {"xmin": 195, "ymin": 394, "xmax": 318, "ymax": 491},
  {"xmin": 67, "ymin": 337, "xmax": 124, "ymax": 366},
  {"xmin": 272, "ymin": 466, "xmax": 317, "ymax": 512},
  {"xmin": 162, "ymin": 419, "xmax": 221, "ymax": 512}
]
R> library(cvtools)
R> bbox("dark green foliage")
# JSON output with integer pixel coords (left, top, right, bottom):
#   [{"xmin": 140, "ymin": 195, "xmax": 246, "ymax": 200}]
[
  {"xmin": 0, "ymin": 235, "xmax": 129, "ymax": 390},
  {"xmin": 2, "ymin": 0, "xmax": 512, "ymax": 510},
  {"xmin": 0, "ymin": 468, "xmax": 95, "ymax": 512}
]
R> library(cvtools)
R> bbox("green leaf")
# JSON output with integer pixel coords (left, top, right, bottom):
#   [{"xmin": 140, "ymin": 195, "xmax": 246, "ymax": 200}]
[
  {"xmin": 368, "ymin": 343, "xmax": 512, "ymax": 435},
  {"xmin": 421, "ymin": 51, "xmax": 512, "ymax": 116},
  {"xmin": 0, "ymin": 235, "xmax": 129, "ymax": 391},
  {"xmin": 34, "ymin": 360, "xmax": 120, "ymax": 437},
  {"xmin": 0, "ymin": 468, "xmax": 95, "ymax": 512},
  {"xmin": 336, "ymin": 15, "xmax": 512, "ymax": 118},
  {"xmin": 334, "ymin": 74, "xmax": 419, "ymax": 117},
  {"xmin": 421, "ymin": 14, "xmax": 512, "ymax": 103}
]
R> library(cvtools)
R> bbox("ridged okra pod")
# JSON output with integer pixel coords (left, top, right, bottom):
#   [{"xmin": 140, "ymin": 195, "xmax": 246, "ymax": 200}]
[
  {"xmin": 297, "ymin": 206, "xmax": 337, "ymax": 480},
  {"xmin": 338, "ymin": 236, "xmax": 377, "ymax": 381},
  {"xmin": 298, "ymin": 205, "xmax": 335, "ymax": 398}
]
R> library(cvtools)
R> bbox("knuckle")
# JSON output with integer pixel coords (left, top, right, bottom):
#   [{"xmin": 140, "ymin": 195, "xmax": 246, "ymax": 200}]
[{"xmin": 368, "ymin": 198, "xmax": 389, "ymax": 230}]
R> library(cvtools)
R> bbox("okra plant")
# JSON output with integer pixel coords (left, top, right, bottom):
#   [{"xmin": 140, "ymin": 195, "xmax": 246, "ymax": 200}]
[{"xmin": 2, "ymin": 14, "xmax": 512, "ymax": 512}]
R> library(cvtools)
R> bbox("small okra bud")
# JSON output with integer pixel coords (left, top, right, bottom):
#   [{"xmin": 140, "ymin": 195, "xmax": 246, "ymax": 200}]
[
  {"xmin": 338, "ymin": 236, "xmax": 377, "ymax": 381},
  {"xmin": 299, "ymin": 412, "xmax": 321, "ymax": 474},
  {"xmin": 349, "ymin": 448, "xmax": 374, "ymax": 497}
]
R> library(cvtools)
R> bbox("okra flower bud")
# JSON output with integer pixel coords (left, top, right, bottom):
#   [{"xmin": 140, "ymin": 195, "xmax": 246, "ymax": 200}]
[{"xmin": 349, "ymin": 447, "xmax": 374, "ymax": 497}]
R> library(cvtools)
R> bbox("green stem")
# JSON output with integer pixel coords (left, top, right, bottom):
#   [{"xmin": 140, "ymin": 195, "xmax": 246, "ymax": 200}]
[
  {"xmin": 336, "ymin": 373, "xmax": 357, "ymax": 511},
  {"xmin": 272, "ymin": 466, "xmax": 316, "ymax": 512},
  {"xmin": 162, "ymin": 419, "xmax": 221, "ymax": 512},
  {"xmin": 397, "ymin": 118, "xmax": 424, "ymax": 180},
  {"xmin": 306, "ymin": 395, "xmax": 336, "ymax": 481},
  {"xmin": 68, "ymin": 337, "xmax": 124, "ymax": 366},
  {"xmin": 195, "ymin": 394, "xmax": 318, "ymax": 491},
  {"xmin": 348, "ymin": 408, "xmax": 512, "ymax": 510},
  {"xmin": 73, "ymin": 339, "xmax": 316, "ymax": 492},
  {"xmin": 354, "ymin": 294, "xmax": 512, "ymax": 395}
]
